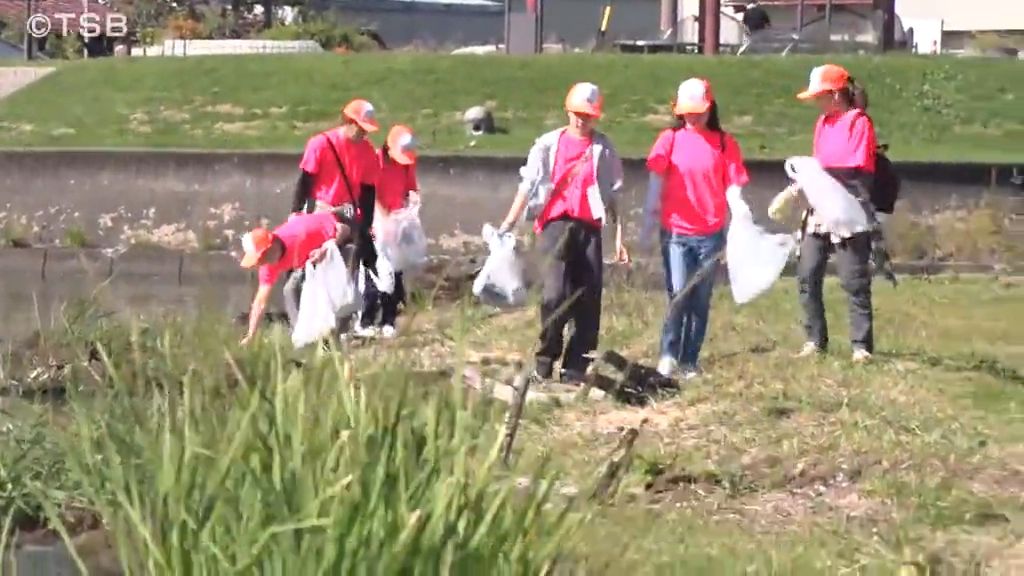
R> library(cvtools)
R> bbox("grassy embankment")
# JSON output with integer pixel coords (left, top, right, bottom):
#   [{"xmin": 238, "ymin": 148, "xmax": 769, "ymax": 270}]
[
  {"xmin": 1, "ymin": 275, "xmax": 1023, "ymax": 573},
  {"xmin": 0, "ymin": 53, "xmax": 1022, "ymax": 162}
]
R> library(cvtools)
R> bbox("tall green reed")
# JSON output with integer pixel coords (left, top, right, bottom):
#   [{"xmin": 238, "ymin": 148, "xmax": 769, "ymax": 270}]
[{"xmin": 43, "ymin": 317, "xmax": 578, "ymax": 575}]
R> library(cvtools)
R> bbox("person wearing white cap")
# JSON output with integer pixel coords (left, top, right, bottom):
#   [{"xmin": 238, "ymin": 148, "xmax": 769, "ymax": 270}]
[
  {"xmin": 639, "ymin": 77, "xmax": 751, "ymax": 380},
  {"xmin": 496, "ymin": 82, "xmax": 628, "ymax": 385},
  {"xmin": 354, "ymin": 124, "xmax": 421, "ymax": 339}
]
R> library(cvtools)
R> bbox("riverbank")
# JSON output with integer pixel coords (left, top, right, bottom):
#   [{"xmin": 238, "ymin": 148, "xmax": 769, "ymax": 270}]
[
  {"xmin": 0, "ymin": 54, "xmax": 1022, "ymax": 161},
  {"xmin": 2, "ymin": 276, "xmax": 1022, "ymax": 573}
]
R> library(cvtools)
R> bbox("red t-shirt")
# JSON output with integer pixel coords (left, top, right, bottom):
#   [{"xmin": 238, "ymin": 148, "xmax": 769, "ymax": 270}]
[
  {"xmin": 299, "ymin": 130, "xmax": 380, "ymax": 209},
  {"xmin": 813, "ymin": 109, "xmax": 877, "ymax": 173},
  {"xmin": 646, "ymin": 126, "xmax": 750, "ymax": 236},
  {"xmin": 535, "ymin": 131, "xmax": 598, "ymax": 233},
  {"xmin": 375, "ymin": 150, "xmax": 419, "ymax": 212},
  {"xmin": 257, "ymin": 212, "xmax": 338, "ymax": 286}
]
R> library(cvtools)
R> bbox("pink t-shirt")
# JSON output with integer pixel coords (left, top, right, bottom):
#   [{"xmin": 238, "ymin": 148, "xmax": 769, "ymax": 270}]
[
  {"xmin": 258, "ymin": 212, "xmax": 338, "ymax": 286},
  {"xmin": 535, "ymin": 131, "xmax": 597, "ymax": 233},
  {"xmin": 299, "ymin": 130, "xmax": 380, "ymax": 211},
  {"xmin": 375, "ymin": 150, "xmax": 419, "ymax": 212},
  {"xmin": 646, "ymin": 127, "xmax": 750, "ymax": 236},
  {"xmin": 813, "ymin": 109, "xmax": 877, "ymax": 173}
]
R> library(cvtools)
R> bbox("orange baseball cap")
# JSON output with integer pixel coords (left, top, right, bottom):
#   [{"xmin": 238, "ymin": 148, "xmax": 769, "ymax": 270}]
[
  {"xmin": 673, "ymin": 78, "xmax": 714, "ymax": 115},
  {"xmin": 386, "ymin": 124, "xmax": 418, "ymax": 165},
  {"xmin": 797, "ymin": 64, "xmax": 850, "ymax": 100},
  {"xmin": 239, "ymin": 228, "xmax": 275, "ymax": 268},
  {"xmin": 342, "ymin": 99, "xmax": 379, "ymax": 132},
  {"xmin": 565, "ymin": 82, "xmax": 603, "ymax": 118}
]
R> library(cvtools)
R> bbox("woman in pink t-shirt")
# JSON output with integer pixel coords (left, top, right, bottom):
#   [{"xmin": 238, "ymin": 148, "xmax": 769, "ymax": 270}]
[
  {"xmin": 639, "ymin": 78, "xmax": 750, "ymax": 380},
  {"xmin": 768, "ymin": 64, "xmax": 887, "ymax": 364}
]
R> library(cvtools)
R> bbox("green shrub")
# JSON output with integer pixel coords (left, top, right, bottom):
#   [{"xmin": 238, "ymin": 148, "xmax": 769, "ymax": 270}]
[
  {"xmin": 43, "ymin": 316, "xmax": 577, "ymax": 573},
  {"xmin": 259, "ymin": 18, "xmax": 377, "ymax": 52}
]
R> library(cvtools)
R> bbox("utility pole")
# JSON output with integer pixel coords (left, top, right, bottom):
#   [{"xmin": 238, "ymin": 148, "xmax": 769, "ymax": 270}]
[
  {"xmin": 23, "ymin": 0, "xmax": 33, "ymax": 60},
  {"xmin": 702, "ymin": 0, "xmax": 720, "ymax": 55},
  {"xmin": 660, "ymin": 0, "xmax": 677, "ymax": 41}
]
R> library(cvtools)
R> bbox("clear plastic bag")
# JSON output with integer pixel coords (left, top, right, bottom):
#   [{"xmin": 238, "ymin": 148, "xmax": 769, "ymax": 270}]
[
  {"xmin": 784, "ymin": 156, "xmax": 869, "ymax": 238},
  {"xmin": 376, "ymin": 202, "xmax": 428, "ymax": 272},
  {"xmin": 473, "ymin": 223, "xmax": 527, "ymax": 308},
  {"xmin": 291, "ymin": 241, "xmax": 360, "ymax": 348},
  {"xmin": 725, "ymin": 187, "xmax": 796, "ymax": 305}
]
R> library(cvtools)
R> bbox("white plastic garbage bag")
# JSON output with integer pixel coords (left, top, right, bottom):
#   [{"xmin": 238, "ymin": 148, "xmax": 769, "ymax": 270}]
[
  {"xmin": 360, "ymin": 250, "xmax": 396, "ymax": 296},
  {"xmin": 376, "ymin": 203, "xmax": 428, "ymax": 272},
  {"xmin": 725, "ymin": 187, "xmax": 796, "ymax": 305},
  {"xmin": 291, "ymin": 241, "xmax": 360, "ymax": 348},
  {"xmin": 784, "ymin": 156, "xmax": 869, "ymax": 238},
  {"xmin": 473, "ymin": 223, "xmax": 527, "ymax": 308}
]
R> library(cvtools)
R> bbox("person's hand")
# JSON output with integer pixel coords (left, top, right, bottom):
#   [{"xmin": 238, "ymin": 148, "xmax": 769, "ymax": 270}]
[
  {"xmin": 615, "ymin": 241, "xmax": 631, "ymax": 264},
  {"xmin": 308, "ymin": 246, "xmax": 327, "ymax": 265},
  {"xmin": 496, "ymin": 220, "xmax": 514, "ymax": 236},
  {"xmin": 768, "ymin": 186, "xmax": 798, "ymax": 221},
  {"xmin": 240, "ymin": 333, "xmax": 254, "ymax": 347}
]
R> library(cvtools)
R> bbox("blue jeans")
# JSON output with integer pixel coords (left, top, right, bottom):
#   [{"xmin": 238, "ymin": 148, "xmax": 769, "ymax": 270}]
[{"xmin": 659, "ymin": 229, "xmax": 725, "ymax": 368}]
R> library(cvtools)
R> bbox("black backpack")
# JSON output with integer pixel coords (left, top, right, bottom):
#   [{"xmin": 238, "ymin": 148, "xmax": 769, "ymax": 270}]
[{"xmin": 871, "ymin": 144, "xmax": 900, "ymax": 215}]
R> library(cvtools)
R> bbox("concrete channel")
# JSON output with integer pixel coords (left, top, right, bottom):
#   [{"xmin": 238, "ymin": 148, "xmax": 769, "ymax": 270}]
[{"xmin": 1, "ymin": 150, "xmax": 1021, "ymax": 344}]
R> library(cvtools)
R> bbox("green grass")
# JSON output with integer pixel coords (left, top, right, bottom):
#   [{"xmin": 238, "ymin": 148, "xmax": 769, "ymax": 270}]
[
  {"xmin": 0, "ymin": 53, "xmax": 1022, "ymax": 161},
  {"xmin": 1, "ymin": 276, "xmax": 1023, "ymax": 572}
]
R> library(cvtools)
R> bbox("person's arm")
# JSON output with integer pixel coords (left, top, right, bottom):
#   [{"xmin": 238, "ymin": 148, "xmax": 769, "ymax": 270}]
[
  {"xmin": 241, "ymin": 283, "xmax": 273, "ymax": 345},
  {"xmin": 295, "ymin": 136, "xmax": 323, "ymax": 214},
  {"xmin": 639, "ymin": 130, "xmax": 672, "ymax": 247},
  {"xmin": 499, "ymin": 138, "xmax": 546, "ymax": 233},
  {"xmin": 639, "ymin": 173, "xmax": 664, "ymax": 247},
  {"xmin": 499, "ymin": 191, "xmax": 529, "ymax": 233},
  {"xmin": 291, "ymin": 171, "xmax": 315, "ymax": 214}
]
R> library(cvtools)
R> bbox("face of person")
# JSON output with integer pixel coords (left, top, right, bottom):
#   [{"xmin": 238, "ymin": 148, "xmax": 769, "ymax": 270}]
[
  {"xmin": 260, "ymin": 239, "xmax": 284, "ymax": 265},
  {"xmin": 683, "ymin": 110, "xmax": 710, "ymax": 129},
  {"xmin": 344, "ymin": 122, "xmax": 367, "ymax": 140},
  {"xmin": 815, "ymin": 92, "xmax": 841, "ymax": 114},
  {"xmin": 567, "ymin": 111, "xmax": 597, "ymax": 135}
]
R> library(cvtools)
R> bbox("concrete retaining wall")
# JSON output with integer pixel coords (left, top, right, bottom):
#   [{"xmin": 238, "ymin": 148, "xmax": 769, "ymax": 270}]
[{"xmin": 1, "ymin": 150, "xmax": 1021, "ymax": 251}]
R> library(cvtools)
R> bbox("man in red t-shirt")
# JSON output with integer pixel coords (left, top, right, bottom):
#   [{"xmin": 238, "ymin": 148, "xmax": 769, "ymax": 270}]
[{"xmin": 238, "ymin": 212, "xmax": 349, "ymax": 345}]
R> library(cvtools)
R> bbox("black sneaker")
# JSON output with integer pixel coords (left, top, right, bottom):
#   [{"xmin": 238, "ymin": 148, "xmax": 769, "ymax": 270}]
[{"xmin": 533, "ymin": 358, "xmax": 554, "ymax": 381}]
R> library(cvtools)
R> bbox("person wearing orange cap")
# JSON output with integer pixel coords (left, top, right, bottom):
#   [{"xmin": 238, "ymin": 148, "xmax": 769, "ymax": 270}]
[
  {"xmin": 767, "ymin": 64, "xmax": 891, "ymax": 364},
  {"xmin": 638, "ymin": 77, "xmax": 751, "ymax": 380},
  {"xmin": 496, "ymin": 81, "xmax": 627, "ymax": 385},
  {"xmin": 354, "ymin": 124, "xmax": 420, "ymax": 339},
  {"xmin": 238, "ymin": 211, "xmax": 350, "ymax": 345},
  {"xmin": 290, "ymin": 98, "xmax": 383, "ymax": 282}
]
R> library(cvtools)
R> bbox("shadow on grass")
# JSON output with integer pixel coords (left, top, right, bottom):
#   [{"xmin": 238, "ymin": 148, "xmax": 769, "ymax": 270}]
[{"xmin": 887, "ymin": 349, "xmax": 1024, "ymax": 386}]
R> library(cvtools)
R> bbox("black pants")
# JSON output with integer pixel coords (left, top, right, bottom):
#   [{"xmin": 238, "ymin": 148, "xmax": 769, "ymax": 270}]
[
  {"xmin": 536, "ymin": 219, "xmax": 603, "ymax": 377},
  {"xmin": 797, "ymin": 232, "xmax": 874, "ymax": 353},
  {"xmin": 360, "ymin": 270, "xmax": 405, "ymax": 328}
]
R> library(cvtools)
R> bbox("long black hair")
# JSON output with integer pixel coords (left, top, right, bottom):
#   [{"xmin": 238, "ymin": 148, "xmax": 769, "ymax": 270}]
[
  {"xmin": 836, "ymin": 76, "xmax": 869, "ymax": 111},
  {"xmin": 673, "ymin": 100, "xmax": 724, "ymax": 133}
]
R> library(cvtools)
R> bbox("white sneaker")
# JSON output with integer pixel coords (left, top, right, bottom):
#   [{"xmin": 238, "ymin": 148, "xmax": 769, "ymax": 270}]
[
  {"xmin": 380, "ymin": 325, "xmax": 397, "ymax": 339},
  {"xmin": 795, "ymin": 342, "xmax": 824, "ymax": 358},
  {"xmin": 656, "ymin": 357, "xmax": 677, "ymax": 377},
  {"xmin": 852, "ymin": 349, "xmax": 873, "ymax": 364},
  {"xmin": 681, "ymin": 365, "xmax": 703, "ymax": 380},
  {"xmin": 353, "ymin": 325, "xmax": 378, "ymax": 339}
]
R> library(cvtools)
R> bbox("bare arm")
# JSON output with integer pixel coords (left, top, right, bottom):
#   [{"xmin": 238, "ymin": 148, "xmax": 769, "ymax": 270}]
[
  {"xmin": 499, "ymin": 191, "xmax": 529, "ymax": 232},
  {"xmin": 242, "ymin": 284, "xmax": 273, "ymax": 344}
]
